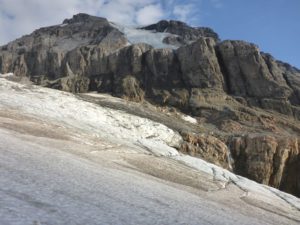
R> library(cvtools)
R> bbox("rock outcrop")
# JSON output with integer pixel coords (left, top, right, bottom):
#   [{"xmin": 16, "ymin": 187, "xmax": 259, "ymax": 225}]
[
  {"xmin": 180, "ymin": 132, "xmax": 232, "ymax": 170},
  {"xmin": 216, "ymin": 41, "xmax": 291, "ymax": 99},
  {"xmin": 141, "ymin": 20, "xmax": 220, "ymax": 43},
  {"xmin": 1, "ymin": 13, "xmax": 300, "ymax": 197},
  {"xmin": 230, "ymin": 134, "xmax": 300, "ymax": 197},
  {"xmin": 177, "ymin": 38, "xmax": 224, "ymax": 90}
]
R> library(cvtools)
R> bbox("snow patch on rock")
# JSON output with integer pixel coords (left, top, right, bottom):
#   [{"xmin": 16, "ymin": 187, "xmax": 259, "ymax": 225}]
[
  {"xmin": 111, "ymin": 22, "xmax": 178, "ymax": 49},
  {"xmin": 181, "ymin": 115, "xmax": 197, "ymax": 124},
  {"xmin": 0, "ymin": 73, "xmax": 14, "ymax": 78}
]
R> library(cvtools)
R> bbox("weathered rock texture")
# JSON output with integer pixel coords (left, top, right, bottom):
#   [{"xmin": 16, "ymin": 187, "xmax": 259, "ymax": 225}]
[
  {"xmin": 0, "ymin": 13, "xmax": 128, "ymax": 92},
  {"xmin": 180, "ymin": 132, "xmax": 232, "ymax": 170},
  {"xmin": 230, "ymin": 135, "xmax": 300, "ymax": 197},
  {"xmin": 1, "ymin": 13, "xmax": 300, "ymax": 197},
  {"xmin": 142, "ymin": 20, "xmax": 220, "ymax": 43}
]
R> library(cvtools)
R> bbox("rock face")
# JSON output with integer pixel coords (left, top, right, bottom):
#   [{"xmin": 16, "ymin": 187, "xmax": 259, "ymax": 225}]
[
  {"xmin": 216, "ymin": 41, "xmax": 291, "ymax": 99},
  {"xmin": 177, "ymin": 38, "xmax": 224, "ymax": 90},
  {"xmin": 141, "ymin": 20, "xmax": 220, "ymax": 43},
  {"xmin": 0, "ymin": 13, "xmax": 128, "ymax": 92},
  {"xmin": 1, "ymin": 13, "xmax": 300, "ymax": 197},
  {"xmin": 230, "ymin": 135, "xmax": 300, "ymax": 197},
  {"xmin": 180, "ymin": 132, "xmax": 232, "ymax": 170}
]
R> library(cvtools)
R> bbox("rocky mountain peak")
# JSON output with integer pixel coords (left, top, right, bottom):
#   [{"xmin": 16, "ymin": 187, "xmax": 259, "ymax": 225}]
[
  {"xmin": 142, "ymin": 19, "xmax": 220, "ymax": 43},
  {"xmin": 62, "ymin": 13, "xmax": 107, "ymax": 24},
  {"xmin": 142, "ymin": 20, "xmax": 188, "ymax": 32}
]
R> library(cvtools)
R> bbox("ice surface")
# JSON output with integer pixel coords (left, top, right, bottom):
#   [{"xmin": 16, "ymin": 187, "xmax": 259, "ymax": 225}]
[
  {"xmin": 111, "ymin": 22, "xmax": 178, "ymax": 49},
  {"xmin": 0, "ymin": 79, "xmax": 182, "ymax": 154},
  {"xmin": 175, "ymin": 155, "xmax": 300, "ymax": 210},
  {"xmin": 136, "ymin": 139, "xmax": 179, "ymax": 156},
  {"xmin": 3, "ymin": 128, "xmax": 297, "ymax": 225},
  {"xmin": 0, "ymin": 78, "xmax": 299, "ymax": 224}
]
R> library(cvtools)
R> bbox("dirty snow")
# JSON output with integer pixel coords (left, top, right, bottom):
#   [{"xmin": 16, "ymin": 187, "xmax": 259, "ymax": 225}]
[
  {"xmin": 0, "ymin": 79, "xmax": 182, "ymax": 155},
  {"xmin": 0, "ymin": 77, "xmax": 300, "ymax": 224},
  {"xmin": 3, "ymin": 127, "xmax": 297, "ymax": 225}
]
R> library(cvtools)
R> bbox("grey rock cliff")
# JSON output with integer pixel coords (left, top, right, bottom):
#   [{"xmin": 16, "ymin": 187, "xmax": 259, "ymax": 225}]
[
  {"xmin": 0, "ymin": 13, "xmax": 128, "ymax": 91},
  {"xmin": 216, "ymin": 41, "xmax": 291, "ymax": 99}
]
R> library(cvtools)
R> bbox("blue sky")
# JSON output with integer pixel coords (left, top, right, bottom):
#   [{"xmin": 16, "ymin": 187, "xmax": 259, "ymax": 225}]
[{"xmin": 0, "ymin": 0, "xmax": 299, "ymax": 68}]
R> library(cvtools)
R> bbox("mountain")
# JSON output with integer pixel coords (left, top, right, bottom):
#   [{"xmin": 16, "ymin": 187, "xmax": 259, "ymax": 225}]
[{"xmin": 0, "ymin": 13, "xmax": 300, "ymax": 200}]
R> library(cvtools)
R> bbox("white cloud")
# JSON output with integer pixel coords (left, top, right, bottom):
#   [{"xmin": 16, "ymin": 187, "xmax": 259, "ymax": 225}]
[
  {"xmin": 173, "ymin": 4, "xmax": 194, "ymax": 22},
  {"xmin": 98, "ymin": 0, "xmax": 159, "ymax": 25},
  {"xmin": 136, "ymin": 4, "xmax": 164, "ymax": 25}
]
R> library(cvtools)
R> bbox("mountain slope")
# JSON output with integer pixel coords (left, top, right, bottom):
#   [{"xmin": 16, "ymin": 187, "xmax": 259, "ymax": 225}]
[
  {"xmin": 0, "ymin": 78, "xmax": 299, "ymax": 225},
  {"xmin": 0, "ymin": 13, "xmax": 300, "ymax": 197}
]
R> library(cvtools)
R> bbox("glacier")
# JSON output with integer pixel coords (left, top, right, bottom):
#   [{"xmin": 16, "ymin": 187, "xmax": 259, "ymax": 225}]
[{"xmin": 0, "ymin": 77, "xmax": 299, "ymax": 225}]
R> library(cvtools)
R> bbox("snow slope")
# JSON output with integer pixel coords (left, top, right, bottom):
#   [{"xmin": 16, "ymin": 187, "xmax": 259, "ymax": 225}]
[
  {"xmin": 0, "ymin": 77, "xmax": 299, "ymax": 225},
  {"xmin": 3, "ymin": 128, "xmax": 297, "ymax": 225},
  {"xmin": 0, "ymin": 72, "xmax": 13, "ymax": 78},
  {"xmin": 0, "ymin": 78, "xmax": 182, "ymax": 156}
]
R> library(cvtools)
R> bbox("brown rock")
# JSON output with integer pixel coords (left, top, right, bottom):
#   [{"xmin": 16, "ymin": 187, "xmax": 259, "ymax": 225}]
[
  {"xmin": 115, "ymin": 75, "xmax": 144, "ymax": 102},
  {"xmin": 230, "ymin": 134, "xmax": 300, "ymax": 197},
  {"xmin": 180, "ymin": 132, "xmax": 232, "ymax": 170}
]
